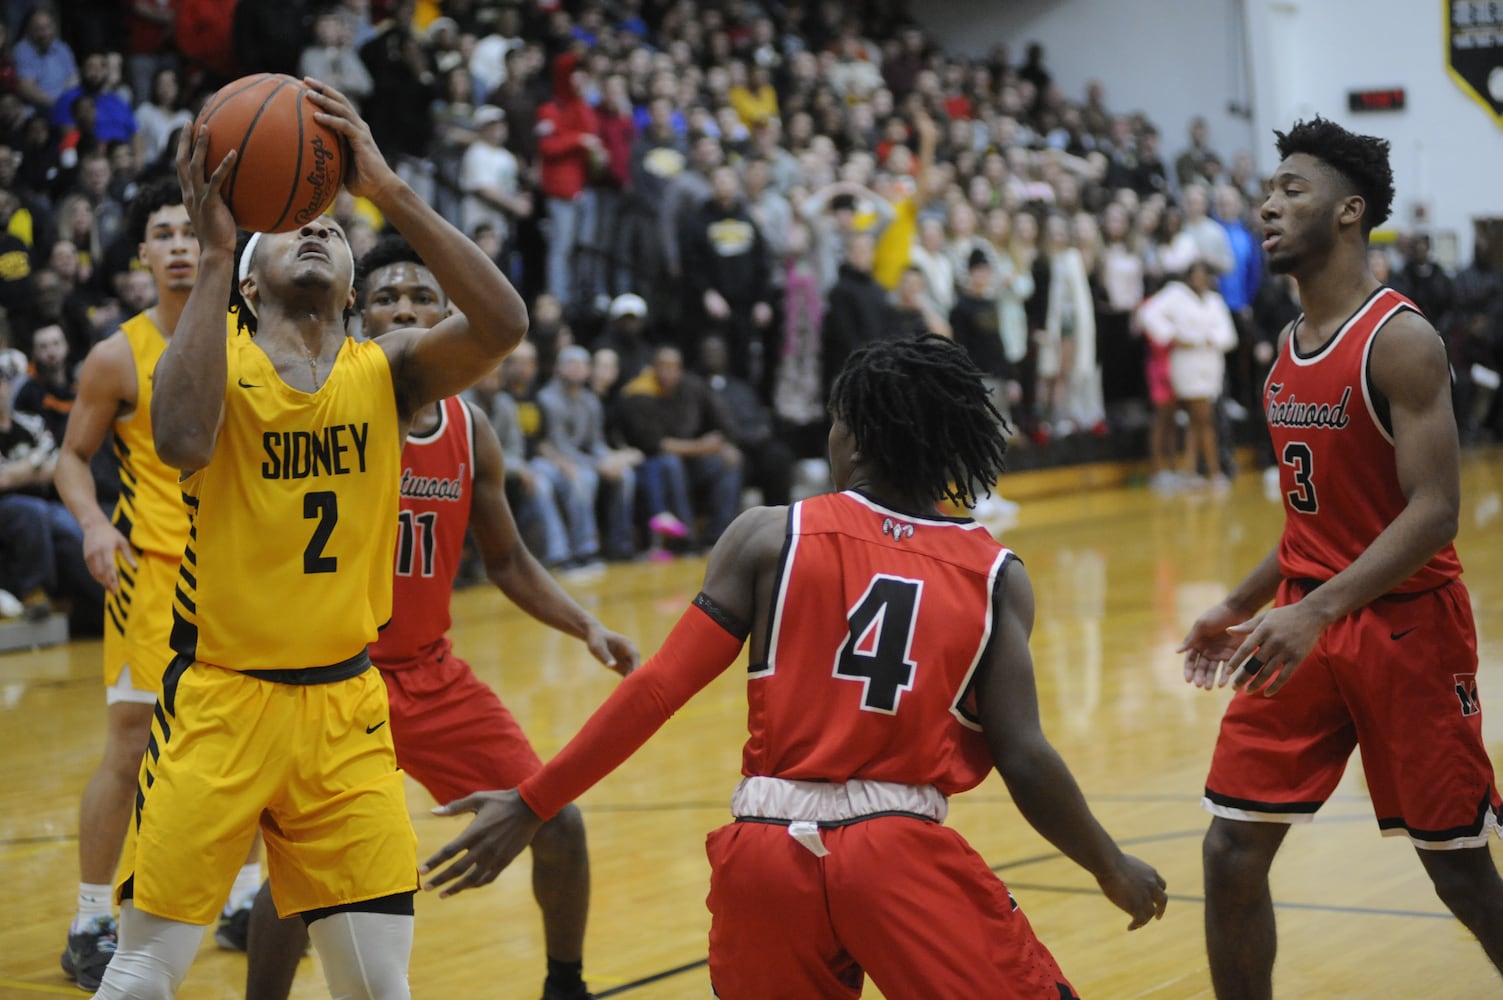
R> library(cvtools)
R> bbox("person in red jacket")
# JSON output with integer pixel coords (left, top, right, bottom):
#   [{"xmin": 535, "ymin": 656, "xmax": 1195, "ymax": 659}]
[{"xmin": 536, "ymin": 51, "xmax": 601, "ymax": 310}]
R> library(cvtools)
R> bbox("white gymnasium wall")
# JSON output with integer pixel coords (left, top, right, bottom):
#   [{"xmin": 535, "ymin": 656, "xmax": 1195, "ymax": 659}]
[
  {"xmin": 917, "ymin": 0, "xmax": 1260, "ymax": 183},
  {"xmin": 920, "ymin": 0, "xmax": 1503, "ymax": 263}
]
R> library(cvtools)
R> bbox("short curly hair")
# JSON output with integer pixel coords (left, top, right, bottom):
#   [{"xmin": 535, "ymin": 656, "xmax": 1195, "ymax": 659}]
[{"xmin": 1274, "ymin": 116, "xmax": 1395, "ymax": 232}]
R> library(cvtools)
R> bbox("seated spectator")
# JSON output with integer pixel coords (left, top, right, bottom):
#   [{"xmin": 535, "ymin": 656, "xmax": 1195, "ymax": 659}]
[
  {"xmin": 0, "ymin": 188, "xmax": 31, "ymax": 316},
  {"xmin": 595, "ymin": 292, "xmax": 655, "ymax": 388},
  {"xmin": 131, "ymin": 66, "xmax": 190, "ymax": 170},
  {"xmin": 698, "ymin": 334, "xmax": 793, "ymax": 507},
  {"xmin": 618, "ymin": 345, "xmax": 742, "ymax": 550},
  {"xmin": 49, "ymin": 49, "xmax": 136, "ymax": 144},
  {"xmin": 0, "ymin": 348, "xmax": 102, "ymax": 629},
  {"xmin": 538, "ymin": 345, "xmax": 638, "ymax": 562},
  {"xmin": 501, "ymin": 339, "xmax": 599, "ymax": 569},
  {"xmin": 13, "ymin": 320, "xmax": 71, "ymax": 443},
  {"xmin": 13, "ymin": 6, "xmax": 76, "ymax": 114}
]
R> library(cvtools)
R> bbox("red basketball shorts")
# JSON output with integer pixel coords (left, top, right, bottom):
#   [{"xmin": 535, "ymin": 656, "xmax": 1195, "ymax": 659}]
[
  {"xmin": 1205, "ymin": 577, "xmax": 1500, "ymax": 849},
  {"xmin": 704, "ymin": 817, "xmax": 1076, "ymax": 999},
  {"xmin": 379, "ymin": 651, "xmax": 543, "ymax": 808}
]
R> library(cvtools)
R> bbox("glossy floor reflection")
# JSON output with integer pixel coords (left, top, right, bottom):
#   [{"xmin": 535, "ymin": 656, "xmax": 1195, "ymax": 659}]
[{"xmin": 4, "ymin": 447, "xmax": 1503, "ymax": 998}]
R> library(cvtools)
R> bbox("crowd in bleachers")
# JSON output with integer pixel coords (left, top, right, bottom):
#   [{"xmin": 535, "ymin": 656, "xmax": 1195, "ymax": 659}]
[{"xmin": 2, "ymin": 0, "xmax": 1502, "ymax": 606}]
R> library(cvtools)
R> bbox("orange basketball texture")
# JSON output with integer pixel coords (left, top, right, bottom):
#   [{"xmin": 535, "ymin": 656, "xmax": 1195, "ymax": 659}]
[{"xmin": 193, "ymin": 74, "xmax": 347, "ymax": 234}]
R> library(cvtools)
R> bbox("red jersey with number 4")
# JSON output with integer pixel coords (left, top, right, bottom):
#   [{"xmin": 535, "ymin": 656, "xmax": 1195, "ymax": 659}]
[
  {"xmin": 370, "ymin": 397, "xmax": 475, "ymax": 671},
  {"xmin": 1265, "ymin": 287, "xmax": 1461, "ymax": 593},
  {"xmin": 744, "ymin": 490, "xmax": 1012, "ymax": 795}
]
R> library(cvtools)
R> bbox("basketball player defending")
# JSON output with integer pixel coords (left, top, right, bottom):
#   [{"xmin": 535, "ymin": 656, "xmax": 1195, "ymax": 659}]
[
  {"xmin": 88, "ymin": 80, "xmax": 527, "ymax": 999},
  {"xmin": 241, "ymin": 235, "xmax": 640, "ymax": 1000},
  {"xmin": 53, "ymin": 178, "xmax": 264, "ymax": 990},
  {"xmin": 1180, "ymin": 117, "xmax": 1503, "ymax": 996},
  {"xmin": 421, "ymin": 335, "xmax": 1168, "ymax": 998}
]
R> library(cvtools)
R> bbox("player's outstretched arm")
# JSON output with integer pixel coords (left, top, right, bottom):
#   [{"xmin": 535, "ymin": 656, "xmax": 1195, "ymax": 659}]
[
  {"xmin": 304, "ymin": 79, "xmax": 527, "ymax": 415},
  {"xmin": 153, "ymin": 126, "xmax": 236, "ymax": 471},
  {"xmin": 465, "ymin": 402, "xmax": 639, "ymax": 674},
  {"xmin": 419, "ymin": 507, "xmax": 781, "ymax": 897},
  {"xmin": 979, "ymin": 560, "xmax": 1168, "ymax": 931},
  {"xmin": 55, "ymin": 335, "xmax": 137, "ymax": 590}
]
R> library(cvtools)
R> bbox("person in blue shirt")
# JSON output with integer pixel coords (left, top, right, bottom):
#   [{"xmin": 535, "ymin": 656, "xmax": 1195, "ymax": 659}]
[{"xmin": 50, "ymin": 51, "xmax": 137, "ymax": 145}]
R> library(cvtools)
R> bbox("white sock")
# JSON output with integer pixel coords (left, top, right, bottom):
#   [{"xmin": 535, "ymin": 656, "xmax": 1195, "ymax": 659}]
[
  {"xmin": 225, "ymin": 863, "xmax": 261, "ymax": 915},
  {"xmin": 73, "ymin": 882, "xmax": 114, "ymax": 932}
]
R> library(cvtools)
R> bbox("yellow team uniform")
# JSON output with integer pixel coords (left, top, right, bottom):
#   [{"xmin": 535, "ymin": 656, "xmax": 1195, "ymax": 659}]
[
  {"xmin": 101, "ymin": 313, "xmax": 191, "ymax": 702},
  {"xmin": 119, "ymin": 332, "xmax": 417, "ymax": 925}
]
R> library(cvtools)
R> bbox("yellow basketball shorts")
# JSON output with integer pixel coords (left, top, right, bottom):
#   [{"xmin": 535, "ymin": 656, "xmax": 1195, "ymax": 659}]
[
  {"xmin": 101, "ymin": 550, "xmax": 179, "ymax": 702},
  {"xmin": 117, "ymin": 654, "xmax": 419, "ymax": 924}
]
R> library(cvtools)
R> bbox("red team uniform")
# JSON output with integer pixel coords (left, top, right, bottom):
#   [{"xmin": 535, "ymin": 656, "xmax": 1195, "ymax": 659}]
[
  {"xmin": 1206, "ymin": 288, "xmax": 1501, "ymax": 847},
  {"xmin": 373, "ymin": 396, "xmax": 542, "ymax": 805},
  {"xmin": 519, "ymin": 490, "xmax": 1077, "ymax": 999}
]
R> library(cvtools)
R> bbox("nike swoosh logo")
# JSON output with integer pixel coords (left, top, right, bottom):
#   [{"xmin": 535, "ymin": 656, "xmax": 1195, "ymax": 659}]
[
  {"xmin": 237, "ymin": 377, "xmax": 261, "ymax": 389},
  {"xmin": 1390, "ymin": 627, "xmax": 1417, "ymax": 640},
  {"xmin": 365, "ymin": 721, "xmax": 386, "ymax": 734}
]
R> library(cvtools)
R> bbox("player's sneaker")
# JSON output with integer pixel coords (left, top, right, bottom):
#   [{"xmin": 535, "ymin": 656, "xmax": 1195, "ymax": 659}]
[
  {"xmin": 60, "ymin": 915, "xmax": 117, "ymax": 991},
  {"xmin": 215, "ymin": 899, "xmax": 253, "ymax": 950},
  {"xmin": 540, "ymin": 985, "xmax": 595, "ymax": 1000}
]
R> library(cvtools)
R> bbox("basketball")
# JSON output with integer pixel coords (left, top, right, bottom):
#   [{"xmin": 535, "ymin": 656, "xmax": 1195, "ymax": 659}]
[{"xmin": 192, "ymin": 73, "xmax": 346, "ymax": 234}]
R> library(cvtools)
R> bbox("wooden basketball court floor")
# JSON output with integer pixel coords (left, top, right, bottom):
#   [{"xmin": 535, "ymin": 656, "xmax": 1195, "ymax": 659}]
[{"xmin": 4, "ymin": 447, "xmax": 1503, "ymax": 998}]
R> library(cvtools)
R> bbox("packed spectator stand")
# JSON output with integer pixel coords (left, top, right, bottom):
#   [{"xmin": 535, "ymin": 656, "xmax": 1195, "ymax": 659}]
[{"xmin": 2, "ymin": 0, "xmax": 1500, "ymax": 610}]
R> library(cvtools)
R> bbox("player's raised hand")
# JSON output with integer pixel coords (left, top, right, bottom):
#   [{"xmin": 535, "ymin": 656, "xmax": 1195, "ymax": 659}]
[
  {"xmin": 587, "ymin": 624, "xmax": 640, "ymax": 677},
  {"xmin": 302, "ymin": 77, "xmax": 397, "ymax": 200},
  {"xmin": 1177, "ymin": 601, "xmax": 1250, "ymax": 689},
  {"xmin": 174, "ymin": 125, "xmax": 236, "ymax": 254},
  {"xmin": 422, "ymin": 789, "xmax": 542, "ymax": 898},
  {"xmin": 1096, "ymin": 854, "xmax": 1168, "ymax": 931}
]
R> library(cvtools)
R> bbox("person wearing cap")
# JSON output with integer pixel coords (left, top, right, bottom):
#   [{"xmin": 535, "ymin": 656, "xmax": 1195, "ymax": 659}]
[
  {"xmin": 461, "ymin": 104, "xmax": 533, "ymax": 252},
  {"xmin": 596, "ymin": 292, "xmax": 655, "ymax": 389}
]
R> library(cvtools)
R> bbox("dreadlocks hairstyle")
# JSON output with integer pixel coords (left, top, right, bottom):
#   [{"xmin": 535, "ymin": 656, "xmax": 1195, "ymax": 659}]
[
  {"xmin": 229, "ymin": 229, "xmax": 258, "ymax": 335},
  {"xmin": 353, "ymin": 232, "xmax": 439, "ymax": 308},
  {"xmin": 1273, "ymin": 116, "xmax": 1395, "ymax": 232},
  {"xmin": 829, "ymin": 334, "xmax": 1009, "ymax": 509},
  {"xmin": 124, "ymin": 175, "xmax": 185, "ymax": 246}
]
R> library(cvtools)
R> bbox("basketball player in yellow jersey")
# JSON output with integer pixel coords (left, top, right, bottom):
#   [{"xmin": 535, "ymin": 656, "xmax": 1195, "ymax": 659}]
[
  {"xmin": 88, "ymin": 80, "xmax": 528, "ymax": 1000},
  {"xmin": 52, "ymin": 176, "xmax": 259, "ymax": 989}
]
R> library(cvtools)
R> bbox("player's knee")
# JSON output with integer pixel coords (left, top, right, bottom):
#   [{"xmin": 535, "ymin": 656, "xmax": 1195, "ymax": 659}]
[
  {"xmin": 91, "ymin": 955, "xmax": 179, "ymax": 1000},
  {"xmin": 531, "ymin": 803, "xmax": 588, "ymax": 862},
  {"xmin": 1202, "ymin": 821, "xmax": 1276, "ymax": 890}
]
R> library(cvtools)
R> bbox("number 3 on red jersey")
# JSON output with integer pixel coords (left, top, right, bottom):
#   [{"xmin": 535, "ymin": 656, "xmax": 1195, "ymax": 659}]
[
  {"xmin": 1282, "ymin": 441, "xmax": 1318, "ymax": 514},
  {"xmin": 833, "ymin": 575, "xmax": 924, "ymax": 714}
]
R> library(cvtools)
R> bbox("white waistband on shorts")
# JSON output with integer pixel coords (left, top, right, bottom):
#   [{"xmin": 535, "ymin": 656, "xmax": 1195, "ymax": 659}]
[{"xmin": 731, "ymin": 776, "xmax": 948, "ymax": 826}]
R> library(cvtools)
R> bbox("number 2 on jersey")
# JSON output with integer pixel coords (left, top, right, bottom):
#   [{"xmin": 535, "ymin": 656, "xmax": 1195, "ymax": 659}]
[
  {"xmin": 303, "ymin": 491, "xmax": 338, "ymax": 573},
  {"xmin": 1282, "ymin": 441, "xmax": 1318, "ymax": 513},
  {"xmin": 834, "ymin": 575, "xmax": 923, "ymax": 714}
]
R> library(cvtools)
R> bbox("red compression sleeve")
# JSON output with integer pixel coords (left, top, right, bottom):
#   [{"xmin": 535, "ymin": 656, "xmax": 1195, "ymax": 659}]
[{"xmin": 517, "ymin": 601, "xmax": 747, "ymax": 821}]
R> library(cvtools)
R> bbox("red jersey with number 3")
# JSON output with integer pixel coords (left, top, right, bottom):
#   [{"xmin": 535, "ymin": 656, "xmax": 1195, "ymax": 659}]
[
  {"xmin": 1264, "ymin": 287, "xmax": 1461, "ymax": 593},
  {"xmin": 744, "ymin": 490, "xmax": 1013, "ymax": 795},
  {"xmin": 370, "ymin": 397, "xmax": 475, "ymax": 671}
]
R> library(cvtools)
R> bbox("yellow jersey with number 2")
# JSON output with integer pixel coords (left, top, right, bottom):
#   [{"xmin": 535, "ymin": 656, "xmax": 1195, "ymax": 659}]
[{"xmin": 171, "ymin": 330, "xmax": 401, "ymax": 672}]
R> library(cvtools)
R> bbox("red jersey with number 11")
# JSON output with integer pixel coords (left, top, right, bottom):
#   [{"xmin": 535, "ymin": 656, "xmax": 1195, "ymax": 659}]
[
  {"xmin": 744, "ymin": 490, "xmax": 1012, "ymax": 795},
  {"xmin": 1264, "ymin": 287, "xmax": 1460, "ymax": 593},
  {"xmin": 370, "ymin": 396, "xmax": 476, "ymax": 671}
]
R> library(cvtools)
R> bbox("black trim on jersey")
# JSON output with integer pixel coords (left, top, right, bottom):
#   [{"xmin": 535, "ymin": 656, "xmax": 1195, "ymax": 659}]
[
  {"xmin": 113, "ymin": 509, "xmax": 134, "ymax": 542},
  {"xmin": 406, "ymin": 400, "xmax": 448, "ymax": 444},
  {"xmin": 105, "ymin": 600, "xmax": 125, "ymax": 636},
  {"xmin": 1290, "ymin": 286, "xmax": 1387, "ymax": 361},
  {"xmin": 242, "ymin": 649, "xmax": 372, "ymax": 685},
  {"xmin": 151, "ymin": 701, "xmax": 171, "ymax": 744},
  {"xmin": 169, "ymin": 607, "xmax": 197, "ymax": 660},
  {"xmin": 735, "ymin": 810, "xmax": 941, "ymax": 830},
  {"xmin": 1203, "ymin": 788, "xmax": 1324, "ymax": 815},
  {"xmin": 1377, "ymin": 792, "xmax": 1499, "ymax": 843},
  {"xmin": 955, "ymin": 554, "xmax": 1022, "ymax": 728},
  {"xmin": 117, "ymin": 481, "xmax": 136, "ymax": 506},
  {"xmin": 300, "ymin": 890, "xmax": 416, "ymax": 925},
  {"xmin": 179, "ymin": 566, "xmax": 197, "ymax": 591},
  {"xmin": 116, "ymin": 564, "xmax": 135, "ymax": 590},
  {"xmin": 693, "ymin": 592, "xmax": 749, "ymax": 640},
  {"xmin": 750, "ymin": 504, "xmax": 798, "ymax": 675},
  {"xmin": 1362, "ymin": 299, "xmax": 1426, "ymax": 440},
  {"xmin": 161, "ymin": 654, "xmax": 189, "ymax": 716},
  {"xmin": 849, "ymin": 487, "xmax": 973, "ymax": 524},
  {"xmin": 173, "ymin": 585, "xmax": 196, "ymax": 615}
]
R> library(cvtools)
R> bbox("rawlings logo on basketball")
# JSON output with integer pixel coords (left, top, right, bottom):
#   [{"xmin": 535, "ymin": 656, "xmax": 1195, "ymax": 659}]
[
  {"xmin": 881, "ymin": 517, "xmax": 914, "ymax": 541},
  {"xmin": 294, "ymin": 135, "xmax": 339, "ymax": 226}
]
